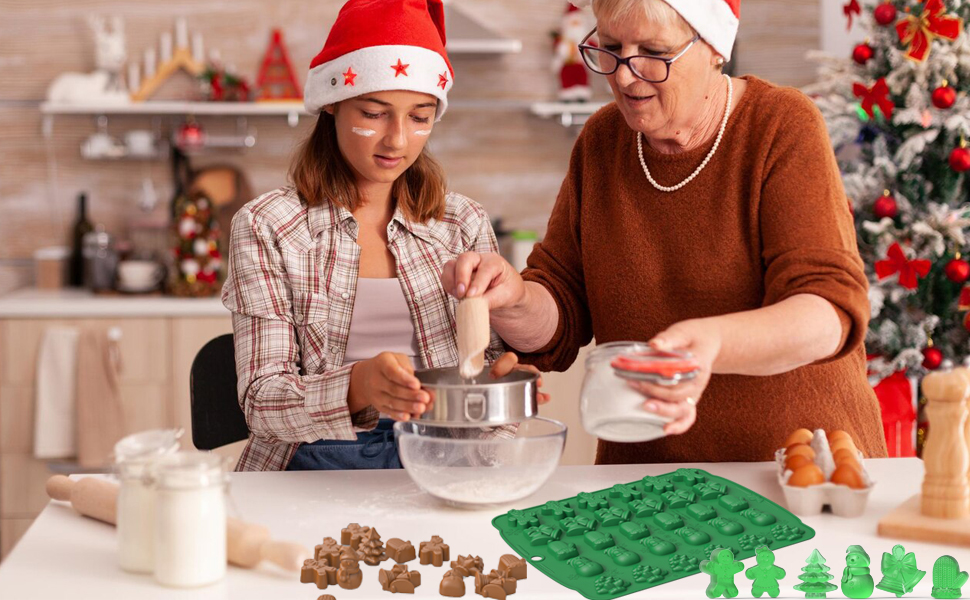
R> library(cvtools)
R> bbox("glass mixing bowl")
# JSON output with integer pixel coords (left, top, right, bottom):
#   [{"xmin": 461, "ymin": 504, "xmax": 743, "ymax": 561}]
[{"xmin": 394, "ymin": 417, "xmax": 567, "ymax": 509}]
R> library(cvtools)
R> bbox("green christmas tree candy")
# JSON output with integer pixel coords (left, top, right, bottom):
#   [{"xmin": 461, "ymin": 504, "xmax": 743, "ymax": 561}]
[
  {"xmin": 932, "ymin": 555, "xmax": 968, "ymax": 599},
  {"xmin": 700, "ymin": 548, "xmax": 744, "ymax": 598},
  {"xmin": 876, "ymin": 544, "xmax": 925, "ymax": 597},
  {"xmin": 842, "ymin": 545, "xmax": 874, "ymax": 599},
  {"xmin": 745, "ymin": 545, "xmax": 786, "ymax": 598},
  {"xmin": 793, "ymin": 549, "xmax": 838, "ymax": 599}
]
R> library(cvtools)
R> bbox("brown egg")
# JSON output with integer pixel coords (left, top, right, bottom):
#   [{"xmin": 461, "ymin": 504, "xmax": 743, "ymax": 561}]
[
  {"xmin": 830, "ymin": 437, "xmax": 857, "ymax": 454},
  {"xmin": 785, "ymin": 454, "xmax": 813, "ymax": 472},
  {"xmin": 830, "ymin": 463, "xmax": 867, "ymax": 489},
  {"xmin": 828, "ymin": 429, "xmax": 852, "ymax": 443},
  {"xmin": 785, "ymin": 443, "xmax": 817, "ymax": 461},
  {"xmin": 788, "ymin": 464, "xmax": 825, "ymax": 487},
  {"xmin": 784, "ymin": 428, "xmax": 814, "ymax": 448},
  {"xmin": 833, "ymin": 448, "xmax": 860, "ymax": 466}
]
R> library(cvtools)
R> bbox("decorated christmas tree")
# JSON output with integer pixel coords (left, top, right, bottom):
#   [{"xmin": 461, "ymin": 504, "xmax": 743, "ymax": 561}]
[
  {"xmin": 794, "ymin": 549, "xmax": 839, "ymax": 599},
  {"xmin": 809, "ymin": 0, "xmax": 970, "ymax": 381}
]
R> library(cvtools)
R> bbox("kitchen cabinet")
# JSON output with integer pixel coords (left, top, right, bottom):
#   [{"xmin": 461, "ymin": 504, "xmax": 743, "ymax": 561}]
[{"xmin": 0, "ymin": 290, "xmax": 234, "ymax": 560}]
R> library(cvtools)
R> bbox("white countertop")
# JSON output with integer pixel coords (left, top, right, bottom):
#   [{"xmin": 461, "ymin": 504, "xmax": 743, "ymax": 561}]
[
  {"xmin": 0, "ymin": 458, "xmax": 964, "ymax": 599},
  {"xmin": 0, "ymin": 288, "xmax": 229, "ymax": 318}
]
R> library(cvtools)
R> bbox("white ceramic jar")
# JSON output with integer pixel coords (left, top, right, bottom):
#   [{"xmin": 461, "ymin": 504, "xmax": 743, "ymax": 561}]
[
  {"xmin": 152, "ymin": 452, "xmax": 229, "ymax": 588},
  {"xmin": 580, "ymin": 341, "xmax": 675, "ymax": 443},
  {"xmin": 114, "ymin": 429, "xmax": 181, "ymax": 574}
]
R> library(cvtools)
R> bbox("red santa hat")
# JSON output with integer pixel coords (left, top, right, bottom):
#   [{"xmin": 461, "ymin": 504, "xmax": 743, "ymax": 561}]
[
  {"xmin": 571, "ymin": 0, "xmax": 740, "ymax": 61},
  {"xmin": 304, "ymin": 0, "xmax": 454, "ymax": 120}
]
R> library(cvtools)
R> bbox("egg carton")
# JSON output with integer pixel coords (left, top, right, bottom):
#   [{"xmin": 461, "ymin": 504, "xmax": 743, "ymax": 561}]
[{"xmin": 774, "ymin": 447, "xmax": 875, "ymax": 518}]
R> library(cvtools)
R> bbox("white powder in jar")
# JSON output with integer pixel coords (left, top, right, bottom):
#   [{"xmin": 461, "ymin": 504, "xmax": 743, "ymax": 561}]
[
  {"xmin": 154, "ymin": 485, "xmax": 226, "ymax": 587},
  {"xmin": 117, "ymin": 478, "xmax": 155, "ymax": 573}
]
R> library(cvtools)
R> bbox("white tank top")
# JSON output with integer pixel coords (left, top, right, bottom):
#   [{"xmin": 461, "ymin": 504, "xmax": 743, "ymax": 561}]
[{"xmin": 343, "ymin": 277, "xmax": 421, "ymax": 369}]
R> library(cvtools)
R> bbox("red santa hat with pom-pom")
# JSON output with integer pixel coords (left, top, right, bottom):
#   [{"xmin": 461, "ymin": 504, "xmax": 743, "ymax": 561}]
[
  {"xmin": 304, "ymin": 0, "xmax": 454, "ymax": 120},
  {"xmin": 570, "ymin": 0, "xmax": 740, "ymax": 61}
]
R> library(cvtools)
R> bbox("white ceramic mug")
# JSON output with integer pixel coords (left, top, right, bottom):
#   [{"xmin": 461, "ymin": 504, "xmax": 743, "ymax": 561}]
[
  {"xmin": 117, "ymin": 260, "xmax": 164, "ymax": 291},
  {"xmin": 125, "ymin": 130, "xmax": 156, "ymax": 156}
]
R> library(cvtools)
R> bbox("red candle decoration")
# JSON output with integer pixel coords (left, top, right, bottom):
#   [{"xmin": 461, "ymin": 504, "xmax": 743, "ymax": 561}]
[
  {"xmin": 874, "ymin": 1, "xmax": 898, "ymax": 26},
  {"xmin": 932, "ymin": 80, "xmax": 956, "ymax": 109},
  {"xmin": 853, "ymin": 42, "xmax": 874, "ymax": 65},
  {"xmin": 873, "ymin": 190, "xmax": 898, "ymax": 219},
  {"xmin": 922, "ymin": 346, "xmax": 944, "ymax": 370}
]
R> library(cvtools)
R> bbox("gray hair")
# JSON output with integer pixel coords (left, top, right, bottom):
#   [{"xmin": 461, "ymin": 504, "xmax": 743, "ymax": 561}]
[{"xmin": 592, "ymin": 0, "xmax": 693, "ymax": 35}]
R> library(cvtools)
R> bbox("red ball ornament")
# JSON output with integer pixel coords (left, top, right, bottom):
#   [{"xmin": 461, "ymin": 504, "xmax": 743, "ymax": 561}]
[
  {"xmin": 932, "ymin": 82, "xmax": 956, "ymax": 109},
  {"xmin": 950, "ymin": 146, "xmax": 970, "ymax": 172},
  {"xmin": 853, "ymin": 43, "xmax": 874, "ymax": 65},
  {"xmin": 874, "ymin": 2, "xmax": 897, "ymax": 26},
  {"xmin": 946, "ymin": 258, "xmax": 970, "ymax": 283},
  {"xmin": 923, "ymin": 346, "xmax": 944, "ymax": 370},
  {"xmin": 873, "ymin": 191, "xmax": 898, "ymax": 219}
]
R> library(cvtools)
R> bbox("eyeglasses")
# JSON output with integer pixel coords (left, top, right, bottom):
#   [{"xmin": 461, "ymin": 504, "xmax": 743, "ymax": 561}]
[{"xmin": 578, "ymin": 28, "xmax": 700, "ymax": 84}]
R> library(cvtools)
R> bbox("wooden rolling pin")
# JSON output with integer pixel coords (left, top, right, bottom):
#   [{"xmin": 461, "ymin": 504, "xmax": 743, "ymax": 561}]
[
  {"xmin": 457, "ymin": 296, "xmax": 489, "ymax": 379},
  {"xmin": 46, "ymin": 475, "xmax": 310, "ymax": 572}
]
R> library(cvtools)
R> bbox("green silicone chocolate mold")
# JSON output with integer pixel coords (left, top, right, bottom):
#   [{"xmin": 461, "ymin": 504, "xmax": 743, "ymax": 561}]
[{"xmin": 492, "ymin": 469, "xmax": 815, "ymax": 600}]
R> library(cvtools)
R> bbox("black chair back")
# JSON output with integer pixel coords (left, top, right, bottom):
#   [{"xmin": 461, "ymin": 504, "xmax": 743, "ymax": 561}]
[{"xmin": 190, "ymin": 334, "xmax": 249, "ymax": 450}]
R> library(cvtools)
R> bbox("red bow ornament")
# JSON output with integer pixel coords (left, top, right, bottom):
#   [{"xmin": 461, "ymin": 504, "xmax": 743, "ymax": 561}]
[
  {"xmin": 896, "ymin": 0, "xmax": 963, "ymax": 62},
  {"xmin": 875, "ymin": 242, "xmax": 931, "ymax": 290},
  {"xmin": 853, "ymin": 78, "xmax": 895, "ymax": 120},
  {"xmin": 844, "ymin": 0, "xmax": 861, "ymax": 30}
]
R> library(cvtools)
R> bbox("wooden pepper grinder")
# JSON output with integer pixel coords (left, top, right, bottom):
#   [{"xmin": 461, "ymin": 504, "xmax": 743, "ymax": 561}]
[
  {"xmin": 457, "ymin": 296, "xmax": 489, "ymax": 379},
  {"xmin": 961, "ymin": 365, "xmax": 970, "ymax": 508},
  {"xmin": 920, "ymin": 368, "xmax": 970, "ymax": 519}
]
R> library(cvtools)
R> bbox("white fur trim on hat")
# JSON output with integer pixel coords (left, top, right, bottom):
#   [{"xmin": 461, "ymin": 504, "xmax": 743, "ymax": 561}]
[
  {"xmin": 304, "ymin": 45, "xmax": 454, "ymax": 120},
  {"xmin": 659, "ymin": 0, "xmax": 738, "ymax": 60}
]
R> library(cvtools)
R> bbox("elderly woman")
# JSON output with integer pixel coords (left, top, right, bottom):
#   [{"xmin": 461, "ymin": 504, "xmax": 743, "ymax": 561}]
[{"xmin": 442, "ymin": 0, "xmax": 888, "ymax": 463}]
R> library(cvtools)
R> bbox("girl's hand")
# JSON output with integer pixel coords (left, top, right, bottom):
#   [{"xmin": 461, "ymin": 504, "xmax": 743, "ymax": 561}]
[
  {"xmin": 489, "ymin": 352, "xmax": 551, "ymax": 405},
  {"xmin": 441, "ymin": 252, "xmax": 526, "ymax": 311},
  {"xmin": 348, "ymin": 352, "xmax": 430, "ymax": 421},
  {"xmin": 627, "ymin": 319, "xmax": 722, "ymax": 436}
]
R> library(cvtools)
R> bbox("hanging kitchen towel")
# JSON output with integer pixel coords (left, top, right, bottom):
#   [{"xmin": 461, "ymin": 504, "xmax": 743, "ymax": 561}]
[
  {"xmin": 76, "ymin": 328, "xmax": 126, "ymax": 467},
  {"xmin": 33, "ymin": 326, "xmax": 80, "ymax": 459}
]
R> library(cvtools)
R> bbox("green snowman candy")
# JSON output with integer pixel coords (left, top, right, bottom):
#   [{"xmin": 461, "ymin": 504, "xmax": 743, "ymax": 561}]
[{"xmin": 842, "ymin": 545, "xmax": 874, "ymax": 599}]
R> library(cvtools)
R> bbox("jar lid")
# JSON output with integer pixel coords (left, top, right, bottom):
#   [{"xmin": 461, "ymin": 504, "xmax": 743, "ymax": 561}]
[
  {"xmin": 153, "ymin": 452, "xmax": 230, "ymax": 489},
  {"xmin": 114, "ymin": 428, "xmax": 182, "ymax": 465},
  {"xmin": 611, "ymin": 349, "xmax": 700, "ymax": 385}
]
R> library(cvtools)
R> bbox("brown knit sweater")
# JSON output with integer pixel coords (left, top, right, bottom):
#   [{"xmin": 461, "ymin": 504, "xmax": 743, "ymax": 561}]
[{"xmin": 520, "ymin": 76, "xmax": 888, "ymax": 464}]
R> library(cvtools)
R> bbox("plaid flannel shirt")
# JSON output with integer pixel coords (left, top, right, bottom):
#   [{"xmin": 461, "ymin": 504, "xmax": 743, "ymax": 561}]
[{"xmin": 222, "ymin": 186, "xmax": 507, "ymax": 471}]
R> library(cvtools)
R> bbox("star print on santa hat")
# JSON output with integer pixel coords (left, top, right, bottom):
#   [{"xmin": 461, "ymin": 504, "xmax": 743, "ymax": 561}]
[
  {"xmin": 392, "ymin": 59, "xmax": 410, "ymax": 77},
  {"xmin": 343, "ymin": 67, "xmax": 357, "ymax": 86},
  {"xmin": 438, "ymin": 72, "xmax": 449, "ymax": 90}
]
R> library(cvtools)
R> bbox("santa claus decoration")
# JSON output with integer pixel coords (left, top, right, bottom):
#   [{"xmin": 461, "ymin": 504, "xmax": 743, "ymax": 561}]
[{"xmin": 553, "ymin": 3, "xmax": 592, "ymax": 102}]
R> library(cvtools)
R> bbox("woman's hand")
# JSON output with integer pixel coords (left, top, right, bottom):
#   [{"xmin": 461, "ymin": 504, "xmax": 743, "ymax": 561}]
[
  {"xmin": 489, "ymin": 352, "xmax": 551, "ymax": 405},
  {"xmin": 441, "ymin": 252, "xmax": 525, "ymax": 310},
  {"xmin": 628, "ymin": 319, "xmax": 722, "ymax": 436},
  {"xmin": 348, "ymin": 352, "xmax": 430, "ymax": 421}
]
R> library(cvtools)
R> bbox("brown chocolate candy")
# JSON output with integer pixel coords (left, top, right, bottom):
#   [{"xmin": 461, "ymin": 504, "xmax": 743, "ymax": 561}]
[
  {"xmin": 419, "ymin": 535, "xmax": 450, "ymax": 567},
  {"xmin": 379, "ymin": 564, "xmax": 422, "ymax": 593},
  {"xmin": 498, "ymin": 554, "xmax": 528, "ymax": 580},
  {"xmin": 301, "ymin": 558, "xmax": 338, "ymax": 589},
  {"xmin": 474, "ymin": 570, "xmax": 517, "ymax": 599},
  {"xmin": 441, "ymin": 570, "xmax": 467, "ymax": 597},
  {"xmin": 336, "ymin": 547, "xmax": 363, "ymax": 590},
  {"xmin": 386, "ymin": 538, "xmax": 416, "ymax": 563},
  {"xmin": 315, "ymin": 536, "xmax": 343, "ymax": 564},
  {"xmin": 341, "ymin": 523, "xmax": 371, "ymax": 550},
  {"xmin": 318, "ymin": 596, "xmax": 336, "ymax": 600},
  {"xmin": 359, "ymin": 528, "xmax": 388, "ymax": 565},
  {"xmin": 450, "ymin": 555, "xmax": 485, "ymax": 578}
]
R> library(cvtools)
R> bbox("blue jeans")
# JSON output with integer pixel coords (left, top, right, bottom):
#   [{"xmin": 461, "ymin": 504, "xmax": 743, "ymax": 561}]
[{"xmin": 285, "ymin": 419, "xmax": 403, "ymax": 471}]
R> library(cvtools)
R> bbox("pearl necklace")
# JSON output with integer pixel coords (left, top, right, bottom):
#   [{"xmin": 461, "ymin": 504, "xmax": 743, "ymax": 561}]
[{"xmin": 637, "ymin": 74, "xmax": 733, "ymax": 193}]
